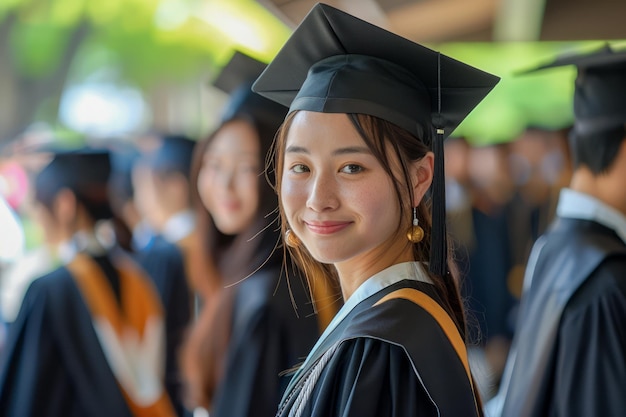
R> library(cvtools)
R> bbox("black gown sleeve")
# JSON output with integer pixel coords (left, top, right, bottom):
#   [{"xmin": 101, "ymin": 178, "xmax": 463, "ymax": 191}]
[
  {"xmin": 553, "ymin": 257, "xmax": 626, "ymax": 417},
  {"xmin": 135, "ymin": 241, "xmax": 192, "ymax": 416},
  {"xmin": 214, "ymin": 296, "xmax": 309, "ymax": 417},
  {"xmin": 0, "ymin": 278, "xmax": 66, "ymax": 417},
  {"xmin": 304, "ymin": 337, "xmax": 438, "ymax": 417}
]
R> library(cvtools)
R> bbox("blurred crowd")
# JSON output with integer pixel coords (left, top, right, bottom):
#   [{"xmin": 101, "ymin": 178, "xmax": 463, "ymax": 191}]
[
  {"xmin": 0, "ymin": 113, "xmax": 573, "ymax": 407},
  {"xmin": 0, "ymin": 14, "xmax": 624, "ymax": 413},
  {"xmin": 443, "ymin": 126, "xmax": 572, "ymax": 399}
]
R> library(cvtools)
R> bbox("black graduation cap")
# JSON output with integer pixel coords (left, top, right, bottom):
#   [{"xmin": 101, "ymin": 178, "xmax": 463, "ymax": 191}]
[
  {"xmin": 519, "ymin": 44, "xmax": 626, "ymax": 137},
  {"xmin": 35, "ymin": 147, "xmax": 113, "ymax": 221},
  {"xmin": 252, "ymin": 2, "xmax": 500, "ymax": 275},
  {"xmin": 213, "ymin": 50, "xmax": 288, "ymax": 128},
  {"xmin": 213, "ymin": 51, "xmax": 269, "ymax": 95},
  {"xmin": 143, "ymin": 134, "xmax": 196, "ymax": 179},
  {"xmin": 108, "ymin": 141, "xmax": 140, "ymax": 204}
]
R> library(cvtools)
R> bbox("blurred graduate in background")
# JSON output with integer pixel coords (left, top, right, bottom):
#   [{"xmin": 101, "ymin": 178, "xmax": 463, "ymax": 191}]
[
  {"xmin": 108, "ymin": 140, "xmax": 193, "ymax": 416},
  {"xmin": 0, "ymin": 148, "xmax": 177, "ymax": 417},
  {"xmin": 179, "ymin": 51, "xmax": 339, "ymax": 417},
  {"xmin": 132, "ymin": 134, "xmax": 215, "ymax": 304}
]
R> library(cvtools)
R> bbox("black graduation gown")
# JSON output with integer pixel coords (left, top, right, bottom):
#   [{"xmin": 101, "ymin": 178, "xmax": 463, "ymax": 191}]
[
  {"xmin": 132, "ymin": 236, "xmax": 192, "ymax": 416},
  {"xmin": 276, "ymin": 280, "xmax": 478, "ymax": 417},
  {"xmin": 210, "ymin": 265, "xmax": 319, "ymax": 417},
  {"xmin": 0, "ymin": 264, "xmax": 133, "ymax": 417},
  {"xmin": 500, "ymin": 217, "xmax": 626, "ymax": 417}
]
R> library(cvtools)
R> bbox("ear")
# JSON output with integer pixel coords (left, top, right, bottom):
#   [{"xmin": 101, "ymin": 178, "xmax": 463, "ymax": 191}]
[
  {"xmin": 52, "ymin": 188, "xmax": 78, "ymax": 228},
  {"xmin": 409, "ymin": 151, "xmax": 434, "ymax": 207}
]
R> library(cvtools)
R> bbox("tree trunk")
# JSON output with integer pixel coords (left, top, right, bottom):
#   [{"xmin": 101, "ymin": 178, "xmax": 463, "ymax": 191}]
[{"xmin": 0, "ymin": 16, "xmax": 90, "ymax": 144}]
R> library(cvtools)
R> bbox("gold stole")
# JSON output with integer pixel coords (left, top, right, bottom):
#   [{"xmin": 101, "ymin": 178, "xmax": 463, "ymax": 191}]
[
  {"xmin": 67, "ymin": 253, "xmax": 176, "ymax": 417},
  {"xmin": 375, "ymin": 288, "xmax": 480, "ymax": 414}
]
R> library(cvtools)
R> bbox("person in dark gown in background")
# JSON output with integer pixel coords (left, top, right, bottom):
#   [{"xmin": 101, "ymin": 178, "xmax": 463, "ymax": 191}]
[
  {"xmin": 108, "ymin": 141, "xmax": 193, "ymax": 416},
  {"xmin": 178, "ymin": 51, "xmax": 334, "ymax": 417},
  {"xmin": 251, "ymin": 4, "xmax": 499, "ymax": 416},
  {"xmin": 0, "ymin": 148, "xmax": 177, "ymax": 417},
  {"xmin": 490, "ymin": 45, "xmax": 626, "ymax": 417},
  {"xmin": 132, "ymin": 134, "xmax": 214, "ymax": 302}
]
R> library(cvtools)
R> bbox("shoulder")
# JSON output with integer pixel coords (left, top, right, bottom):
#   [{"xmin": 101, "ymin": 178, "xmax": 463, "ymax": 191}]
[
  {"xmin": 543, "ymin": 218, "xmax": 625, "ymax": 255},
  {"xmin": 24, "ymin": 267, "xmax": 74, "ymax": 300},
  {"xmin": 347, "ymin": 285, "xmax": 455, "ymax": 346},
  {"xmin": 343, "ymin": 285, "xmax": 470, "ymax": 378},
  {"xmin": 565, "ymin": 255, "xmax": 626, "ymax": 318}
]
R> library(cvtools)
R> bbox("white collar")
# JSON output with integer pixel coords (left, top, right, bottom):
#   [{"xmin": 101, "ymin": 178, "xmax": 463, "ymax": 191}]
[
  {"xmin": 57, "ymin": 231, "xmax": 107, "ymax": 264},
  {"xmin": 161, "ymin": 210, "xmax": 196, "ymax": 243},
  {"xmin": 302, "ymin": 262, "xmax": 432, "ymax": 371},
  {"xmin": 131, "ymin": 221, "xmax": 156, "ymax": 251},
  {"xmin": 557, "ymin": 188, "xmax": 626, "ymax": 244}
]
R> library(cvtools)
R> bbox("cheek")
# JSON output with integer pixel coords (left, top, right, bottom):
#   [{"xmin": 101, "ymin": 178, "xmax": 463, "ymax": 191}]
[
  {"xmin": 360, "ymin": 181, "xmax": 401, "ymax": 225},
  {"xmin": 236, "ymin": 175, "xmax": 260, "ymax": 212},
  {"xmin": 197, "ymin": 169, "xmax": 215, "ymax": 210},
  {"xmin": 280, "ymin": 177, "xmax": 307, "ymax": 222}
]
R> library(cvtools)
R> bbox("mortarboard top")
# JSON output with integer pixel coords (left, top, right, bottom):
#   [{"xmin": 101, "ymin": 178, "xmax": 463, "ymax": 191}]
[
  {"xmin": 252, "ymin": 2, "xmax": 500, "ymax": 276},
  {"xmin": 213, "ymin": 50, "xmax": 288, "ymax": 129},
  {"xmin": 143, "ymin": 134, "xmax": 196, "ymax": 178},
  {"xmin": 518, "ymin": 44, "xmax": 626, "ymax": 136},
  {"xmin": 252, "ymin": 3, "xmax": 500, "ymax": 140},
  {"xmin": 35, "ymin": 147, "xmax": 113, "ymax": 220},
  {"xmin": 213, "ymin": 51, "xmax": 269, "ymax": 95},
  {"xmin": 108, "ymin": 141, "xmax": 140, "ymax": 202}
]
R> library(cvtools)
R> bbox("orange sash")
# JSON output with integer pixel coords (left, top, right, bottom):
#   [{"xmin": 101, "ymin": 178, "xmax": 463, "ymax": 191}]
[
  {"xmin": 67, "ymin": 253, "xmax": 176, "ymax": 417},
  {"xmin": 375, "ymin": 288, "xmax": 479, "ymax": 414}
]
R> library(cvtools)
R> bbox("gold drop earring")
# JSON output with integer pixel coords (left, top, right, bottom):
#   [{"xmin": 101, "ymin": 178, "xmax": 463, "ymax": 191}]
[
  {"xmin": 285, "ymin": 228, "xmax": 301, "ymax": 248},
  {"xmin": 406, "ymin": 207, "xmax": 424, "ymax": 243}
]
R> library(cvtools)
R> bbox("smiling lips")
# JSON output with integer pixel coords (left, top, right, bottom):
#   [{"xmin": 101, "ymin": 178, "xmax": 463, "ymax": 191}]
[
  {"xmin": 304, "ymin": 221, "xmax": 351, "ymax": 235},
  {"xmin": 220, "ymin": 200, "xmax": 241, "ymax": 212}
]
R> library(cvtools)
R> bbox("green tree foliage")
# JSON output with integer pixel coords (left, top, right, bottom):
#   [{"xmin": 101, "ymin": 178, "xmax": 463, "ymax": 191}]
[{"xmin": 0, "ymin": 0, "xmax": 290, "ymax": 142}]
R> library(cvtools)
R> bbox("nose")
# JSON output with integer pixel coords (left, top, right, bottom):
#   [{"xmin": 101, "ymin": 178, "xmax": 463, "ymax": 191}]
[
  {"xmin": 215, "ymin": 168, "xmax": 235, "ymax": 189},
  {"xmin": 306, "ymin": 171, "xmax": 339, "ymax": 212}
]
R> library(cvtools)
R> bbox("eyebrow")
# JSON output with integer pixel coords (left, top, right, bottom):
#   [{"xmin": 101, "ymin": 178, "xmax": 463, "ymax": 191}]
[{"xmin": 285, "ymin": 145, "xmax": 372, "ymax": 156}]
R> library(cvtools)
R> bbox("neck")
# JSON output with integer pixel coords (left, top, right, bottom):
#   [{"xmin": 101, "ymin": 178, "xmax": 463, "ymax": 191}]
[
  {"xmin": 570, "ymin": 166, "xmax": 626, "ymax": 216},
  {"xmin": 335, "ymin": 237, "xmax": 415, "ymax": 300}
]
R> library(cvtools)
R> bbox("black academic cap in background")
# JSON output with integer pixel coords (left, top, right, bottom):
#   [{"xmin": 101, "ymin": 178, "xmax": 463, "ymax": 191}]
[
  {"xmin": 143, "ymin": 134, "xmax": 196, "ymax": 179},
  {"xmin": 214, "ymin": 51, "xmax": 288, "ymax": 129},
  {"xmin": 35, "ymin": 148, "xmax": 113, "ymax": 221},
  {"xmin": 519, "ymin": 44, "xmax": 626, "ymax": 137},
  {"xmin": 252, "ymin": 2, "xmax": 499, "ymax": 275},
  {"xmin": 108, "ymin": 141, "xmax": 140, "ymax": 204},
  {"xmin": 213, "ymin": 51, "xmax": 269, "ymax": 95}
]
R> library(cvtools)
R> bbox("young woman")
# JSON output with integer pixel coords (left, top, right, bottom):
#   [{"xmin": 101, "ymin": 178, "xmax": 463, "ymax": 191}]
[
  {"xmin": 179, "ymin": 76, "xmax": 338, "ymax": 417},
  {"xmin": 0, "ymin": 149, "xmax": 176, "ymax": 417},
  {"xmin": 252, "ymin": 4, "xmax": 500, "ymax": 416}
]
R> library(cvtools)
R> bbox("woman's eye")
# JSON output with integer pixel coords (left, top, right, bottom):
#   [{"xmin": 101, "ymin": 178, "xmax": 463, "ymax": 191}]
[
  {"xmin": 341, "ymin": 164, "xmax": 363, "ymax": 174},
  {"xmin": 291, "ymin": 164, "xmax": 310, "ymax": 173},
  {"xmin": 239, "ymin": 163, "xmax": 259, "ymax": 174}
]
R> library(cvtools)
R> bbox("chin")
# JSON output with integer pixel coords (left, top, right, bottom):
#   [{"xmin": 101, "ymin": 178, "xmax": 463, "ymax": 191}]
[{"xmin": 307, "ymin": 246, "xmax": 352, "ymax": 265}]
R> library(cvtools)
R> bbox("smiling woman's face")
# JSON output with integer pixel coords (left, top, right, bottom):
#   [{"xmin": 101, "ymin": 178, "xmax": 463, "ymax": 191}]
[
  {"xmin": 280, "ymin": 111, "xmax": 403, "ymax": 267},
  {"xmin": 197, "ymin": 120, "xmax": 261, "ymax": 235}
]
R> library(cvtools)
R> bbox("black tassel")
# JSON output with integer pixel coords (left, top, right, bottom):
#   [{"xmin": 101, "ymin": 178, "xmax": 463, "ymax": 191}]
[
  {"xmin": 429, "ymin": 52, "xmax": 448, "ymax": 276},
  {"xmin": 429, "ymin": 127, "xmax": 447, "ymax": 276}
]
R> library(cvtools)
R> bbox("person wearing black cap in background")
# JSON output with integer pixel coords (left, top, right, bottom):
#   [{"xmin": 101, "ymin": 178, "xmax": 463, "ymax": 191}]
[
  {"xmin": 132, "ymin": 134, "xmax": 211, "ymax": 307},
  {"xmin": 488, "ymin": 45, "xmax": 626, "ymax": 417},
  {"xmin": 108, "ymin": 141, "xmax": 193, "ymax": 416},
  {"xmin": 0, "ymin": 148, "xmax": 177, "ymax": 417},
  {"xmin": 178, "ymin": 50, "xmax": 332, "ymax": 417},
  {"xmin": 252, "ymin": 3, "xmax": 499, "ymax": 416}
]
